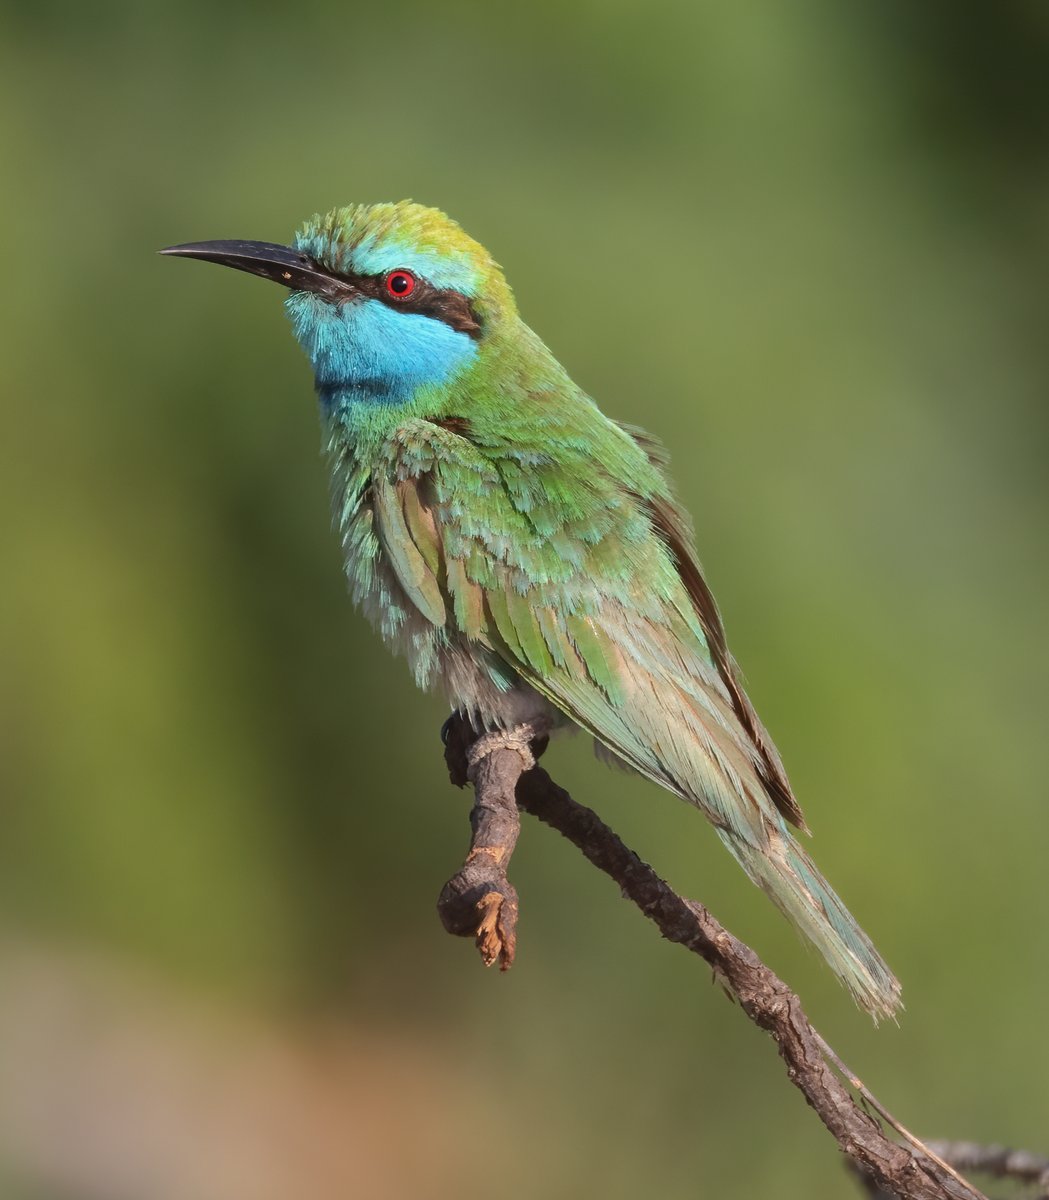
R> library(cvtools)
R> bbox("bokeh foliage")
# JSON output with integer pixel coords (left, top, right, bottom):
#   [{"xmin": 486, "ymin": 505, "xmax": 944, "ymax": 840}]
[{"xmin": 1, "ymin": 2, "xmax": 1047, "ymax": 1197}]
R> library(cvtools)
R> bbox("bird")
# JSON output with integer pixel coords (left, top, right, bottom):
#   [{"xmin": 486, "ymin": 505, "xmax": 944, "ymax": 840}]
[{"xmin": 161, "ymin": 201, "xmax": 901, "ymax": 1020}]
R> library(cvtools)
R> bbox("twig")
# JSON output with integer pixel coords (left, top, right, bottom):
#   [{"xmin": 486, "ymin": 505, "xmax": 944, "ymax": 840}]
[
  {"xmin": 851, "ymin": 1143, "xmax": 1049, "ymax": 1199},
  {"xmin": 437, "ymin": 713, "xmax": 990, "ymax": 1200},
  {"xmin": 436, "ymin": 722, "xmax": 547, "ymax": 968},
  {"xmin": 926, "ymin": 1143, "xmax": 1049, "ymax": 1193},
  {"xmin": 814, "ymin": 1034, "xmax": 979, "ymax": 1196}
]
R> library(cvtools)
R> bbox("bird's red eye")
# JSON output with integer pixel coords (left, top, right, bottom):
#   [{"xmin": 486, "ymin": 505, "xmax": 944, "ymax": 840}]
[{"xmin": 385, "ymin": 270, "xmax": 416, "ymax": 300}]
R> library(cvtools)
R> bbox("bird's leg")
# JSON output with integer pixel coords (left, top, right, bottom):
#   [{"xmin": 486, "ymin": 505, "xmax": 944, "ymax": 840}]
[{"xmin": 437, "ymin": 716, "xmax": 547, "ymax": 969}]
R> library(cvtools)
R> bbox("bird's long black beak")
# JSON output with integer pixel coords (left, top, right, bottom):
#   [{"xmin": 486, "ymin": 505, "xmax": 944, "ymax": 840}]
[{"xmin": 159, "ymin": 240, "xmax": 352, "ymax": 299}]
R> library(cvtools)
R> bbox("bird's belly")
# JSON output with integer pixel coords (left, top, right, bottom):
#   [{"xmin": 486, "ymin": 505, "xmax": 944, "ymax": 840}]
[
  {"xmin": 350, "ymin": 541, "xmax": 560, "ymax": 732},
  {"xmin": 340, "ymin": 491, "xmax": 562, "ymax": 733},
  {"xmin": 434, "ymin": 635, "xmax": 564, "ymax": 733}
]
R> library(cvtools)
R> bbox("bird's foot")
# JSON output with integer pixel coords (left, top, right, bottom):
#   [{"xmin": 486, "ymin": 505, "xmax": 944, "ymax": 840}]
[{"xmin": 466, "ymin": 724, "xmax": 537, "ymax": 778}]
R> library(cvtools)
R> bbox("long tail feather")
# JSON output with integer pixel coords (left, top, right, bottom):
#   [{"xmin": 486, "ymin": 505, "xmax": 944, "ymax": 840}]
[{"xmin": 722, "ymin": 826, "xmax": 902, "ymax": 1021}]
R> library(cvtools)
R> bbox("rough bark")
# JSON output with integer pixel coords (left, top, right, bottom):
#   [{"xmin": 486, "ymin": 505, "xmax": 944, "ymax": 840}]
[{"xmin": 437, "ymin": 713, "xmax": 990, "ymax": 1200}]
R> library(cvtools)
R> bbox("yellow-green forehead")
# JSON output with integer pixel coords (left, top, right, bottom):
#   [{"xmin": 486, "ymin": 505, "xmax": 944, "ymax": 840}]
[{"xmin": 294, "ymin": 202, "xmax": 495, "ymax": 296}]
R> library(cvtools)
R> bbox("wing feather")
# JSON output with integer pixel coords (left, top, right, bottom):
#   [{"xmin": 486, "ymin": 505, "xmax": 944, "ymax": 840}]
[
  {"xmin": 372, "ymin": 473, "xmax": 447, "ymax": 628},
  {"xmin": 360, "ymin": 415, "xmax": 899, "ymax": 1017},
  {"xmin": 372, "ymin": 417, "xmax": 792, "ymax": 850}
]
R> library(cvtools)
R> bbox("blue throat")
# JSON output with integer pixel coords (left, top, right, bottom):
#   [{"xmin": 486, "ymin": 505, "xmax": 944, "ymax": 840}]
[{"xmin": 284, "ymin": 291, "xmax": 478, "ymax": 411}]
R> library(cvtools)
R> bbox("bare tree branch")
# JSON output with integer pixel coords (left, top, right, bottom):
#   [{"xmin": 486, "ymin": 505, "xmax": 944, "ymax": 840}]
[
  {"xmin": 851, "ymin": 1142, "xmax": 1049, "ymax": 1200},
  {"xmin": 436, "ymin": 724, "xmax": 545, "ymax": 968},
  {"xmin": 436, "ymin": 713, "xmax": 990, "ymax": 1200}
]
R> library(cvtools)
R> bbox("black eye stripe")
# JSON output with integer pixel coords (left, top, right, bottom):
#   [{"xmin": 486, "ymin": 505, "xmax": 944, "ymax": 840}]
[{"xmin": 332, "ymin": 266, "xmax": 482, "ymax": 338}]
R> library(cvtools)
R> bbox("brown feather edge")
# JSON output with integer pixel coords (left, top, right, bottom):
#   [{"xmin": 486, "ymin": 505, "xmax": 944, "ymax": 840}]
[
  {"xmin": 623, "ymin": 428, "xmax": 808, "ymax": 831},
  {"xmin": 416, "ymin": 415, "xmax": 809, "ymax": 831}
]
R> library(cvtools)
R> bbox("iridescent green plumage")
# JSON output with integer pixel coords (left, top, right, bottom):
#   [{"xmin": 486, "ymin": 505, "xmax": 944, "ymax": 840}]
[{"xmin": 164, "ymin": 201, "xmax": 902, "ymax": 1020}]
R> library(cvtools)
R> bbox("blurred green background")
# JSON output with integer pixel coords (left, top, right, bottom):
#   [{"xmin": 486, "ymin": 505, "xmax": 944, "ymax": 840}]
[{"xmin": 2, "ymin": 1, "xmax": 1047, "ymax": 1196}]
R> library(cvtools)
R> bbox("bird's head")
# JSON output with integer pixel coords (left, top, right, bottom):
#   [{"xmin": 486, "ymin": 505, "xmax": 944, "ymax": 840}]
[{"xmin": 162, "ymin": 202, "xmax": 515, "ymax": 409}]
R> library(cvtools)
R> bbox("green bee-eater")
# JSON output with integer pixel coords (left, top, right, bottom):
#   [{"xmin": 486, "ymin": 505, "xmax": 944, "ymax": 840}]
[{"xmin": 162, "ymin": 202, "xmax": 901, "ymax": 1019}]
